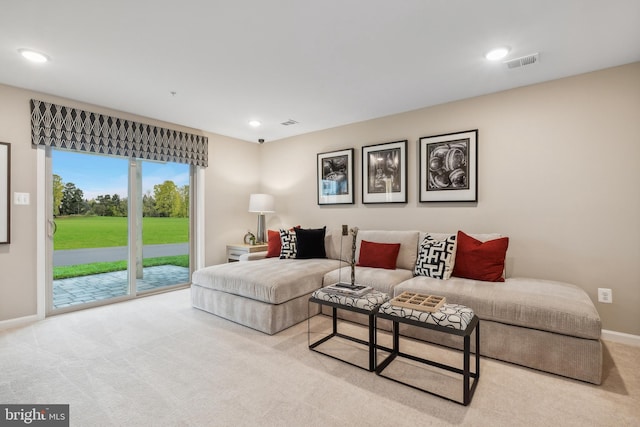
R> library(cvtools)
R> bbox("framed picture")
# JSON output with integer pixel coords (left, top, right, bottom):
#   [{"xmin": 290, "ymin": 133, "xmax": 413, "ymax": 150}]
[
  {"xmin": 362, "ymin": 140, "xmax": 407, "ymax": 204},
  {"xmin": 317, "ymin": 148, "xmax": 354, "ymax": 205},
  {"xmin": 419, "ymin": 130, "xmax": 478, "ymax": 202},
  {"xmin": 0, "ymin": 142, "xmax": 10, "ymax": 244}
]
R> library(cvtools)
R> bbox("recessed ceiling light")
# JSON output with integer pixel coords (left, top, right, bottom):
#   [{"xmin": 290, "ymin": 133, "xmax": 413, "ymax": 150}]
[
  {"xmin": 249, "ymin": 120, "xmax": 261, "ymax": 127},
  {"xmin": 18, "ymin": 48, "xmax": 50, "ymax": 63},
  {"xmin": 485, "ymin": 47, "xmax": 510, "ymax": 61}
]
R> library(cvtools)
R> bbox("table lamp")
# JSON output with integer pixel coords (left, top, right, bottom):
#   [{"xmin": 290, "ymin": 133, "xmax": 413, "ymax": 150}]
[{"xmin": 248, "ymin": 194, "xmax": 275, "ymax": 244}]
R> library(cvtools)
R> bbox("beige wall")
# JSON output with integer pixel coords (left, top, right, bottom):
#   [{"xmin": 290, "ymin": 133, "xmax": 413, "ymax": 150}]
[
  {"xmin": 1, "ymin": 63, "xmax": 639, "ymax": 335},
  {"xmin": 202, "ymin": 132, "xmax": 261, "ymax": 265},
  {"xmin": 0, "ymin": 85, "xmax": 38, "ymax": 321},
  {"xmin": 260, "ymin": 63, "xmax": 640, "ymax": 335},
  {"xmin": 0, "ymin": 84, "xmax": 259, "ymax": 322}
]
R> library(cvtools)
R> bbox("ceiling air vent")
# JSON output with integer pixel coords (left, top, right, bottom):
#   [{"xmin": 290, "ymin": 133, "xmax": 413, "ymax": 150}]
[
  {"xmin": 504, "ymin": 53, "xmax": 539, "ymax": 69},
  {"xmin": 281, "ymin": 119, "xmax": 299, "ymax": 126}
]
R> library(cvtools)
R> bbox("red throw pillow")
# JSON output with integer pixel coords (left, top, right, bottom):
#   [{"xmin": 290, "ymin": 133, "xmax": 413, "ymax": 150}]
[
  {"xmin": 357, "ymin": 240, "xmax": 401, "ymax": 270},
  {"xmin": 266, "ymin": 226, "xmax": 301, "ymax": 258},
  {"xmin": 452, "ymin": 230, "xmax": 509, "ymax": 282},
  {"xmin": 265, "ymin": 229, "xmax": 282, "ymax": 258}
]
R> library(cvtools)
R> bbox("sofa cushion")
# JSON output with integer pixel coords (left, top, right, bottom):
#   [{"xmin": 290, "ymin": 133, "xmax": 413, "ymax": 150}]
[
  {"xmin": 192, "ymin": 258, "xmax": 342, "ymax": 305},
  {"xmin": 324, "ymin": 266, "xmax": 413, "ymax": 295},
  {"xmin": 279, "ymin": 228, "xmax": 297, "ymax": 259},
  {"xmin": 422, "ymin": 231, "xmax": 502, "ymax": 243},
  {"xmin": 414, "ymin": 234, "xmax": 457, "ymax": 279},
  {"xmin": 357, "ymin": 240, "xmax": 401, "ymax": 269},
  {"xmin": 452, "ymin": 230, "xmax": 509, "ymax": 282},
  {"xmin": 266, "ymin": 229, "xmax": 282, "ymax": 258},
  {"xmin": 295, "ymin": 227, "xmax": 327, "ymax": 259},
  {"xmin": 356, "ymin": 230, "xmax": 419, "ymax": 271},
  {"xmin": 394, "ymin": 276, "xmax": 601, "ymax": 339}
]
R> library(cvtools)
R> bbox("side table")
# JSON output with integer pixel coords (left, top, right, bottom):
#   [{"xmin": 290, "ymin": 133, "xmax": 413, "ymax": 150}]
[
  {"xmin": 375, "ymin": 302, "xmax": 480, "ymax": 406},
  {"xmin": 226, "ymin": 243, "xmax": 268, "ymax": 262},
  {"xmin": 308, "ymin": 288, "xmax": 390, "ymax": 371}
]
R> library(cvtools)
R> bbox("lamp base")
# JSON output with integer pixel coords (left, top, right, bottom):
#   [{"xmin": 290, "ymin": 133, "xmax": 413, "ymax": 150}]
[{"xmin": 256, "ymin": 213, "xmax": 266, "ymax": 244}]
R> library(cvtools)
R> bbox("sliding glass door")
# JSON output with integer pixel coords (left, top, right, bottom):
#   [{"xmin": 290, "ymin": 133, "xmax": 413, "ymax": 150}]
[
  {"xmin": 49, "ymin": 149, "xmax": 190, "ymax": 313},
  {"xmin": 135, "ymin": 158, "xmax": 190, "ymax": 292}
]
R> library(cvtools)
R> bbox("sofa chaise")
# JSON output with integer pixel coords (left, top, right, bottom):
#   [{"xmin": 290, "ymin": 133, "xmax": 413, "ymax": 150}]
[{"xmin": 191, "ymin": 228, "xmax": 602, "ymax": 384}]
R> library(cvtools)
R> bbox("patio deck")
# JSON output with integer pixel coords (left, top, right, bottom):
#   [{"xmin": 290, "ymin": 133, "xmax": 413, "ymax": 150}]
[{"xmin": 53, "ymin": 265, "xmax": 190, "ymax": 309}]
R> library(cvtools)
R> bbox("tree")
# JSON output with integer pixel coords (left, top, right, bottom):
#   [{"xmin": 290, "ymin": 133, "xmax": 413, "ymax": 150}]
[
  {"xmin": 153, "ymin": 180, "xmax": 178, "ymax": 217},
  {"xmin": 179, "ymin": 185, "xmax": 189, "ymax": 218},
  {"xmin": 60, "ymin": 182, "xmax": 85, "ymax": 215},
  {"xmin": 110, "ymin": 194, "xmax": 124, "ymax": 216},
  {"xmin": 52, "ymin": 174, "xmax": 63, "ymax": 216},
  {"xmin": 143, "ymin": 192, "xmax": 157, "ymax": 217},
  {"xmin": 93, "ymin": 194, "xmax": 110, "ymax": 216}
]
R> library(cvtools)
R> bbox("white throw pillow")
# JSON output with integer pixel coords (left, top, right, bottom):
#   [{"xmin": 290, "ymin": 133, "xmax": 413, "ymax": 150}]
[
  {"xmin": 414, "ymin": 234, "xmax": 457, "ymax": 279},
  {"xmin": 279, "ymin": 228, "xmax": 297, "ymax": 259}
]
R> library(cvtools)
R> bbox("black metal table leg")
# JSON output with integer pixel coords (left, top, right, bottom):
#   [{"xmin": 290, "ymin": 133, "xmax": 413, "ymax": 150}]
[{"xmin": 375, "ymin": 312, "xmax": 480, "ymax": 406}]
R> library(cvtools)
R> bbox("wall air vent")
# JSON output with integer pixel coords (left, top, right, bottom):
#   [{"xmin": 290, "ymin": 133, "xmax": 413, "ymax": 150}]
[
  {"xmin": 504, "ymin": 52, "xmax": 539, "ymax": 69},
  {"xmin": 281, "ymin": 119, "xmax": 299, "ymax": 126}
]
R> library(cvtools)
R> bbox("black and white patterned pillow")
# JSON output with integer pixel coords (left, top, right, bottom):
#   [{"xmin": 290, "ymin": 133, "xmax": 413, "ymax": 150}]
[
  {"xmin": 414, "ymin": 234, "xmax": 457, "ymax": 279},
  {"xmin": 279, "ymin": 228, "xmax": 297, "ymax": 259}
]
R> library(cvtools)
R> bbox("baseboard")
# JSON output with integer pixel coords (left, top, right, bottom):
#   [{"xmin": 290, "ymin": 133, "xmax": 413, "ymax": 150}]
[
  {"xmin": 601, "ymin": 329, "xmax": 640, "ymax": 347},
  {"xmin": 0, "ymin": 314, "xmax": 42, "ymax": 331}
]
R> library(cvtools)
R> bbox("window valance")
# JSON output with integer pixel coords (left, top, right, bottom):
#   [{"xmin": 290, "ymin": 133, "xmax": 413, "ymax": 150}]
[{"xmin": 30, "ymin": 99, "xmax": 208, "ymax": 167}]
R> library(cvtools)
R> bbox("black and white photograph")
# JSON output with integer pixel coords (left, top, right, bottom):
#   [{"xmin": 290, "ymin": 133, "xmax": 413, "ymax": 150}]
[
  {"xmin": 362, "ymin": 140, "xmax": 407, "ymax": 203},
  {"xmin": 419, "ymin": 130, "xmax": 477, "ymax": 202},
  {"xmin": 0, "ymin": 142, "xmax": 10, "ymax": 244},
  {"xmin": 317, "ymin": 148, "xmax": 354, "ymax": 205}
]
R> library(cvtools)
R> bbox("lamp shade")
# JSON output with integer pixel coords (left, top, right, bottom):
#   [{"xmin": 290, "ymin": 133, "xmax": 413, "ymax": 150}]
[{"xmin": 248, "ymin": 193, "xmax": 275, "ymax": 213}]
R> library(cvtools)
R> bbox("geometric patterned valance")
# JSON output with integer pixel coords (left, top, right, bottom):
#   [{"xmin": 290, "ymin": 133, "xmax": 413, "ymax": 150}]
[{"xmin": 30, "ymin": 99, "xmax": 208, "ymax": 167}]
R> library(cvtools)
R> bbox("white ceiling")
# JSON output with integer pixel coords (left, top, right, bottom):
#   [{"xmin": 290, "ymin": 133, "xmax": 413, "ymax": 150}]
[{"xmin": 1, "ymin": 0, "xmax": 639, "ymax": 143}]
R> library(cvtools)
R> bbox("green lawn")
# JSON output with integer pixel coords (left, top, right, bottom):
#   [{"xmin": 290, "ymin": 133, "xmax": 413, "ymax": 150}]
[
  {"xmin": 54, "ymin": 216, "xmax": 188, "ymax": 250},
  {"xmin": 53, "ymin": 255, "xmax": 189, "ymax": 280}
]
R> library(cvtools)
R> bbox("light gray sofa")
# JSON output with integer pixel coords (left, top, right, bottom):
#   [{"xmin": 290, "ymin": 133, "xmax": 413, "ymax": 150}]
[
  {"xmin": 192, "ymin": 229, "xmax": 347, "ymax": 335},
  {"xmin": 191, "ymin": 228, "xmax": 602, "ymax": 384}
]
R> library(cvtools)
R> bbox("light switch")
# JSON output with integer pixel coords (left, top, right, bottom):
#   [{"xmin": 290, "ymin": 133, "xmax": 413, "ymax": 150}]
[{"xmin": 14, "ymin": 192, "xmax": 30, "ymax": 205}]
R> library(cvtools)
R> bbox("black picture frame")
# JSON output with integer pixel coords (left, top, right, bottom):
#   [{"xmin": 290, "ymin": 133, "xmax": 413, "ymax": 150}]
[
  {"xmin": 317, "ymin": 148, "xmax": 354, "ymax": 205},
  {"xmin": 419, "ymin": 130, "xmax": 478, "ymax": 202},
  {"xmin": 362, "ymin": 140, "xmax": 407, "ymax": 204},
  {"xmin": 0, "ymin": 142, "xmax": 10, "ymax": 244}
]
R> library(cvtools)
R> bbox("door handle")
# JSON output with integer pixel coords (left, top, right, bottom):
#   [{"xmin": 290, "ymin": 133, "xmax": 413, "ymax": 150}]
[{"xmin": 48, "ymin": 219, "xmax": 57, "ymax": 237}]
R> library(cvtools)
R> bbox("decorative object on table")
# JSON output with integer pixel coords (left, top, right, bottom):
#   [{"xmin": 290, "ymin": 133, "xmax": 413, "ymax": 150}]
[
  {"xmin": 390, "ymin": 291, "xmax": 446, "ymax": 313},
  {"xmin": 331, "ymin": 225, "xmax": 365, "ymax": 293},
  {"xmin": 323, "ymin": 283, "xmax": 372, "ymax": 297},
  {"xmin": 349, "ymin": 226, "xmax": 358, "ymax": 285},
  {"xmin": 243, "ymin": 231, "xmax": 256, "ymax": 245},
  {"xmin": 0, "ymin": 142, "xmax": 10, "ymax": 244},
  {"xmin": 362, "ymin": 140, "xmax": 407, "ymax": 203},
  {"xmin": 419, "ymin": 129, "xmax": 478, "ymax": 202},
  {"xmin": 248, "ymin": 193, "xmax": 275, "ymax": 244},
  {"xmin": 317, "ymin": 148, "xmax": 354, "ymax": 205}
]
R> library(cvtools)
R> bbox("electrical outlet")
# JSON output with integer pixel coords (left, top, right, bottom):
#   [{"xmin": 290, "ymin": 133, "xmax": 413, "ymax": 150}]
[
  {"xmin": 597, "ymin": 288, "xmax": 613, "ymax": 304},
  {"xmin": 342, "ymin": 224, "xmax": 348, "ymax": 236}
]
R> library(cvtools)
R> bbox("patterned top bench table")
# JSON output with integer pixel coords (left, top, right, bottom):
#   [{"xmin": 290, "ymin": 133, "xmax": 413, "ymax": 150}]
[
  {"xmin": 375, "ymin": 301, "xmax": 480, "ymax": 406},
  {"xmin": 308, "ymin": 289, "xmax": 390, "ymax": 371}
]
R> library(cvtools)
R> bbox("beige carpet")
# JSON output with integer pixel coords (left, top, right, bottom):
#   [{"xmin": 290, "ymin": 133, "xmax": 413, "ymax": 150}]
[{"xmin": 1, "ymin": 289, "xmax": 638, "ymax": 426}]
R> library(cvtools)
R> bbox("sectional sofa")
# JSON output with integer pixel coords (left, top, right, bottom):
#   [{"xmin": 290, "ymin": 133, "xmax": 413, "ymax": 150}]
[{"xmin": 191, "ymin": 228, "xmax": 602, "ymax": 384}]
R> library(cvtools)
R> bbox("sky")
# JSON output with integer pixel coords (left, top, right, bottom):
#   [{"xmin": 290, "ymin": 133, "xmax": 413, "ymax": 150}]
[{"xmin": 53, "ymin": 149, "xmax": 190, "ymax": 200}]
